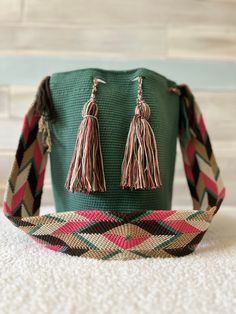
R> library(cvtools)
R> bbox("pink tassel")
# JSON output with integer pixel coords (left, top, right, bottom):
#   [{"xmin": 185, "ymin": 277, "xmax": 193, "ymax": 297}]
[
  {"xmin": 120, "ymin": 76, "xmax": 162, "ymax": 190},
  {"xmin": 65, "ymin": 78, "xmax": 106, "ymax": 193}
]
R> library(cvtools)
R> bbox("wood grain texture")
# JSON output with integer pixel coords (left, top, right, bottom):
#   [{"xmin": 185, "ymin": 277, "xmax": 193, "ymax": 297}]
[
  {"xmin": 0, "ymin": 0, "xmax": 22, "ymax": 23},
  {"xmin": 23, "ymin": 0, "xmax": 170, "ymax": 25},
  {"xmin": 0, "ymin": 24, "xmax": 235, "ymax": 61},
  {"xmin": 168, "ymin": 26, "xmax": 236, "ymax": 60},
  {"xmin": 169, "ymin": 0, "xmax": 236, "ymax": 28},
  {"xmin": 22, "ymin": 0, "xmax": 236, "ymax": 28},
  {"xmin": 0, "ymin": 25, "xmax": 167, "ymax": 57}
]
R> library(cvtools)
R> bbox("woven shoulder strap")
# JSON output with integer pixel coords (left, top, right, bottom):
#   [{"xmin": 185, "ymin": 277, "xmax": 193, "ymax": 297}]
[{"xmin": 2, "ymin": 82, "xmax": 225, "ymax": 259}]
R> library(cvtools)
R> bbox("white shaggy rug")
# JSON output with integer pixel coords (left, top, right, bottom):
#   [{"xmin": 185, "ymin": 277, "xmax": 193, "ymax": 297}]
[{"xmin": 0, "ymin": 206, "xmax": 235, "ymax": 314}]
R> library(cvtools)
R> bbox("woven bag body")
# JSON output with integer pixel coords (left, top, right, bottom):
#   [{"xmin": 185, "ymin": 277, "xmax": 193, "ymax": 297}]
[{"xmin": 49, "ymin": 68, "xmax": 179, "ymax": 212}]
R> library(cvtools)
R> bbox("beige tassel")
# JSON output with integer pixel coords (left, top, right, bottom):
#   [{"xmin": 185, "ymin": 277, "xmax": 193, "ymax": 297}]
[
  {"xmin": 120, "ymin": 76, "xmax": 162, "ymax": 190},
  {"xmin": 65, "ymin": 78, "xmax": 107, "ymax": 193},
  {"xmin": 38, "ymin": 115, "xmax": 52, "ymax": 153}
]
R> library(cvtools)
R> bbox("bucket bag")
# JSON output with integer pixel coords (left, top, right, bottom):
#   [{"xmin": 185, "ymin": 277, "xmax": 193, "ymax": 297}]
[{"xmin": 2, "ymin": 67, "xmax": 225, "ymax": 260}]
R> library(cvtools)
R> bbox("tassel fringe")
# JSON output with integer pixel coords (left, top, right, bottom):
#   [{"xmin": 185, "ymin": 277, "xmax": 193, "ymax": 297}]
[
  {"xmin": 34, "ymin": 76, "xmax": 55, "ymax": 153},
  {"xmin": 38, "ymin": 115, "xmax": 52, "ymax": 152},
  {"xmin": 121, "ymin": 76, "xmax": 162, "ymax": 190},
  {"xmin": 65, "ymin": 78, "xmax": 106, "ymax": 193},
  {"xmin": 33, "ymin": 76, "xmax": 55, "ymax": 121}
]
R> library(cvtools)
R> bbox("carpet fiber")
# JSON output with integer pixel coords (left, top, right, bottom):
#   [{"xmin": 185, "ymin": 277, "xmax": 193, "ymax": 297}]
[{"xmin": 0, "ymin": 206, "xmax": 235, "ymax": 314}]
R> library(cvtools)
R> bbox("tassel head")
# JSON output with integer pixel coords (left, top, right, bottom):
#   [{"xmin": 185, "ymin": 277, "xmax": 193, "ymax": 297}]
[
  {"xmin": 65, "ymin": 78, "xmax": 106, "ymax": 193},
  {"xmin": 121, "ymin": 76, "xmax": 162, "ymax": 190}
]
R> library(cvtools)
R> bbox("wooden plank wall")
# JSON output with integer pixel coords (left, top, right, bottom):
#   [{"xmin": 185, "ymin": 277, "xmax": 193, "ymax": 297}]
[{"xmin": 0, "ymin": 0, "xmax": 235, "ymax": 208}]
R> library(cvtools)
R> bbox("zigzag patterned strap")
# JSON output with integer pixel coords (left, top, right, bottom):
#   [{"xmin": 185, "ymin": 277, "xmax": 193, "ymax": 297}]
[{"xmin": 2, "ymin": 84, "xmax": 225, "ymax": 260}]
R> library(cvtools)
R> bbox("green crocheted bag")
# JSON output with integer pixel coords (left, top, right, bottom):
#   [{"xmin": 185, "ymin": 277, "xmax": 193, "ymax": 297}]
[
  {"xmin": 2, "ymin": 67, "xmax": 225, "ymax": 259},
  {"xmin": 48, "ymin": 68, "xmax": 179, "ymax": 212}
]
